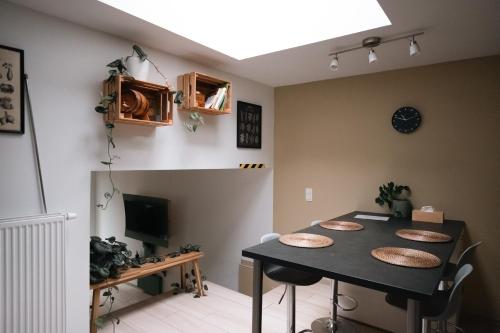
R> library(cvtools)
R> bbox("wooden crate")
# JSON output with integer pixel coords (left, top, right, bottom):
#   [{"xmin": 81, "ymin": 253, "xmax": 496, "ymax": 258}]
[
  {"xmin": 103, "ymin": 75, "xmax": 173, "ymax": 127},
  {"xmin": 177, "ymin": 72, "xmax": 231, "ymax": 115}
]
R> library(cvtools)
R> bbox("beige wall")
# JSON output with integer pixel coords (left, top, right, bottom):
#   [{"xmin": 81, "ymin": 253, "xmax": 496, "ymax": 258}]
[{"xmin": 274, "ymin": 55, "xmax": 500, "ymax": 320}]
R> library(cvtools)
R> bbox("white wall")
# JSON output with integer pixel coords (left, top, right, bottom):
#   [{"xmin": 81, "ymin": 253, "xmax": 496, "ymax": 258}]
[
  {"xmin": 0, "ymin": 2, "xmax": 274, "ymax": 332},
  {"xmin": 94, "ymin": 169, "xmax": 273, "ymax": 291}
]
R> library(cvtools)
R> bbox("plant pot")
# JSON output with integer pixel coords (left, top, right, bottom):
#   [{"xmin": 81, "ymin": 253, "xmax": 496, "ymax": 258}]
[
  {"xmin": 392, "ymin": 199, "xmax": 413, "ymax": 218},
  {"xmin": 126, "ymin": 56, "xmax": 150, "ymax": 81}
]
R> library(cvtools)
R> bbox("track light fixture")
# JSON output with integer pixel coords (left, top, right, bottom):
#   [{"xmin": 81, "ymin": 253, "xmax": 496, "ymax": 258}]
[
  {"xmin": 327, "ymin": 32, "xmax": 423, "ymax": 70},
  {"xmin": 329, "ymin": 54, "xmax": 339, "ymax": 71},
  {"xmin": 409, "ymin": 36, "xmax": 421, "ymax": 56},
  {"xmin": 368, "ymin": 49, "xmax": 378, "ymax": 64}
]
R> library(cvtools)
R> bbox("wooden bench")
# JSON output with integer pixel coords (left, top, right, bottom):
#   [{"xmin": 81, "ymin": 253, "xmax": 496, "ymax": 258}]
[{"xmin": 89, "ymin": 251, "xmax": 205, "ymax": 333}]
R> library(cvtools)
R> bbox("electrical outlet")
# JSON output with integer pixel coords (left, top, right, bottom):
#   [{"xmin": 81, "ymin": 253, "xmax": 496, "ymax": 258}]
[{"xmin": 305, "ymin": 188, "xmax": 313, "ymax": 202}]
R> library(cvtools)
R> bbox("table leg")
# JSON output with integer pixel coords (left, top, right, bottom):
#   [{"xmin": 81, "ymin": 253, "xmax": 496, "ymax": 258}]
[
  {"xmin": 252, "ymin": 259, "xmax": 263, "ymax": 333},
  {"xmin": 193, "ymin": 260, "xmax": 205, "ymax": 296},
  {"xmin": 180, "ymin": 264, "xmax": 186, "ymax": 289},
  {"xmin": 90, "ymin": 289, "xmax": 100, "ymax": 333},
  {"xmin": 407, "ymin": 298, "xmax": 422, "ymax": 333}
]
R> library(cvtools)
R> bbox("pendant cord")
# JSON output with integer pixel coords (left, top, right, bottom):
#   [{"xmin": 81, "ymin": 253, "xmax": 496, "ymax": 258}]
[{"xmin": 24, "ymin": 74, "xmax": 47, "ymax": 214}]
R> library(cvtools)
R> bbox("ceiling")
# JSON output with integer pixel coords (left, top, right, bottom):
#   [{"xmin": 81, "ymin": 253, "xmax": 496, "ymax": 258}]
[{"xmin": 7, "ymin": 0, "xmax": 500, "ymax": 87}]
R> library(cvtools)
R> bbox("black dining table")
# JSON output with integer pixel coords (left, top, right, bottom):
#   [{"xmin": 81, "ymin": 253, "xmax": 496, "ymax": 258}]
[{"xmin": 242, "ymin": 211, "xmax": 465, "ymax": 333}]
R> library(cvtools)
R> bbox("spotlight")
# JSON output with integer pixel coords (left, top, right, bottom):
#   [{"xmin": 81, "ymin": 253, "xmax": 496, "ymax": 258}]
[
  {"xmin": 368, "ymin": 49, "xmax": 378, "ymax": 64},
  {"xmin": 409, "ymin": 37, "xmax": 421, "ymax": 56},
  {"xmin": 327, "ymin": 32, "xmax": 424, "ymax": 71},
  {"xmin": 329, "ymin": 54, "xmax": 339, "ymax": 71}
]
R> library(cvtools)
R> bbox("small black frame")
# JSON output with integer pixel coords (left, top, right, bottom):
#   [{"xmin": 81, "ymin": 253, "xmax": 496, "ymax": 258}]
[
  {"xmin": 0, "ymin": 44, "xmax": 25, "ymax": 134},
  {"xmin": 237, "ymin": 101, "xmax": 262, "ymax": 149}
]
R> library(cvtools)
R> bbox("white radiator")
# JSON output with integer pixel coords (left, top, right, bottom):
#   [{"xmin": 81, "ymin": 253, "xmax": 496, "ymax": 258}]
[{"xmin": 0, "ymin": 213, "xmax": 73, "ymax": 333}]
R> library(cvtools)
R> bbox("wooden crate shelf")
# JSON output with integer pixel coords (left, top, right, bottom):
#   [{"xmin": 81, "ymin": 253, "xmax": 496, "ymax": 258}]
[
  {"xmin": 177, "ymin": 72, "xmax": 231, "ymax": 115},
  {"xmin": 103, "ymin": 75, "xmax": 174, "ymax": 127}
]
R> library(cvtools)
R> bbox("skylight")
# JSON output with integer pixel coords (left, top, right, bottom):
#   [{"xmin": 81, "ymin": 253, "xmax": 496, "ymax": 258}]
[{"xmin": 98, "ymin": 0, "xmax": 391, "ymax": 60}]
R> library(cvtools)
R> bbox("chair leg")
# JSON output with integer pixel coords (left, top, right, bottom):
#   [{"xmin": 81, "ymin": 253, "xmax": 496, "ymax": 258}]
[
  {"xmin": 287, "ymin": 284, "xmax": 296, "ymax": 333},
  {"xmin": 422, "ymin": 318, "xmax": 431, "ymax": 333},
  {"xmin": 438, "ymin": 320, "xmax": 447, "ymax": 333},
  {"xmin": 311, "ymin": 280, "xmax": 357, "ymax": 333},
  {"xmin": 332, "ymin": 280, "xmax": 338, "ymax": 325}
]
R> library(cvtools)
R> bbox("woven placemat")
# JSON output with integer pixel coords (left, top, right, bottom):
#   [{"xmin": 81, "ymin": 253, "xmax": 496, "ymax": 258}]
[
  {"xmin": 279, "ymin": 233, "xmax": 334, "ymax": 248},
  {"xmin": 371, "ymin": 247, "xmax": 441, "ymax": 268},
  {"xmin": 320, "ymin": 220, "xmax": 364, "ymax": 231},
  {"xmin": 396, "ymin": 229, "xmax": 452, "ymax": 243}
]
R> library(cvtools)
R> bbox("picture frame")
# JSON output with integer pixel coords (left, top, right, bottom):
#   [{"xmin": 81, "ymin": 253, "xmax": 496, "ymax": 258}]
[
  {"xmin": 237, "ymin": 101, "xmax": 262, "ymax": 149},
  {"xmin": 0, "ymin": 45, "xmax": 25, "ymax": 134}
]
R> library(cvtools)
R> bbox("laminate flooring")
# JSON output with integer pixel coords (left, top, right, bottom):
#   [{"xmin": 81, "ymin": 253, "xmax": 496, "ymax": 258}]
[{"xmin": 92, "ymin": 280, "xmax": 387, "ymax": 333}]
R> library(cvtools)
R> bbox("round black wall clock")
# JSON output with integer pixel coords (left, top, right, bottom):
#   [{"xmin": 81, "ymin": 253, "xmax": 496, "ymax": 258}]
[{"xmin": 392, "ymin": 106, "xmax": 421, "ymax": 134}]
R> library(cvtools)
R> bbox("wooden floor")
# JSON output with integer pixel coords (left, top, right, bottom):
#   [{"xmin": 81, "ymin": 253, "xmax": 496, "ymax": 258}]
[{"xmin": 93, "ymin": 280, "xmax": 386, "ymax": 333}]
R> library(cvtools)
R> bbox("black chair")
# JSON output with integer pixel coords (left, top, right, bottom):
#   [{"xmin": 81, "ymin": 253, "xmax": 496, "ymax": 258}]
[
  {"xmin": 261, "ymin": 233, "xmax": 323, "ymax": 333},
  {"xmin": 439, "ymin": 242, "xmax": 481, "ymax": 290},
  {"xmin": 309, "ymin": 220, "xmax": 358, "ymax": 333},
  {"xmin": 386, "ymin": 264, "xmax": 474, "ymax": 333}
]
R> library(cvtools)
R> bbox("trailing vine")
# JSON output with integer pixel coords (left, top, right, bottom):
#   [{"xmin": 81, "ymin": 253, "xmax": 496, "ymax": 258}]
[
  {"xmin": 94, "ymin": 287, "xmax": 120, "ymax": 332},
  {"xmin": 94, "ymin": 58, "xmax": 127, "ymax": 210}
]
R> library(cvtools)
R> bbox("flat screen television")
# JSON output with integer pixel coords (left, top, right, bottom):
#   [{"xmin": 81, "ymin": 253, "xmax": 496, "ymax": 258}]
[{"xmin": 123, "ymin": 193, "xmax": 169, "ymax": 247}]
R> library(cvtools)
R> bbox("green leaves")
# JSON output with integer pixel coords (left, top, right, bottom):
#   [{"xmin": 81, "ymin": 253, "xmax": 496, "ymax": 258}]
[
  {"xmin": 95, "ymin": 92, "xmax": 117, "ymax": 115},
  {"xmin": 95, "ymin": 106, "xmax": 107, "ymax": 114},
  {"xmin": 184, "ymin": 112, "xmax": 204, "ymax": 132},
  {"xmin": 375, "ymin": 181, "xmax": 411, "ymax": 209},
  {"xmin": 94, "ymin": 317, "xmax": 105, "ymax": 328},
  {"xmin": 174, "ymin": 90, "xmax": 184, "ymax": 104},
  {"xmin": 106, "ymin": 58, "xmax": 129, "ymax": 82},
  {"xmin": 106, "ymin": 58, "xmax": 127, "ymax": 74}
]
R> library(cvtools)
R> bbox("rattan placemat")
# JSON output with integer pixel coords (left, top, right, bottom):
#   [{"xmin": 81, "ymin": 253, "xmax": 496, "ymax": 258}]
[
  {"xmin": 396, "ymin": 229, "xmax": 452, "ymax": 243},
  {"xmin": 279, "ymin": 233, "xmax": 334, "ymax": 248},
  {"xmin": 320, "ymin": 220, "xmax": 364, "ymax": 231},
  {"xmin": 371, "ymin": 247, "xmax": 441, "ymax": 268}
]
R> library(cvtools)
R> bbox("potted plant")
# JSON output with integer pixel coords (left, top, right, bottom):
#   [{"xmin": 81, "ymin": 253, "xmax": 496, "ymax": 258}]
[{"xmin": 375, "ymin": 181, "xmax": 412, "ymax": 218}]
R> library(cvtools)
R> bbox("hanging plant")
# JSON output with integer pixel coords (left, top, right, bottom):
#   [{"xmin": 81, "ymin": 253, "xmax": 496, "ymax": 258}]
[
  {"xmin": 94, "ymin": 45, "xmax": 202, "ymax": 209},
  {"xmin": 95, "ymin": 58, "xmax": 128, "ymax": 210},
  {"xmin": 184, "ymin": 112, "xmax": 204, "ymax": 132},
  {"xmin": 173, "ymin": 90, "xmax": 204, "ymax": 132}
]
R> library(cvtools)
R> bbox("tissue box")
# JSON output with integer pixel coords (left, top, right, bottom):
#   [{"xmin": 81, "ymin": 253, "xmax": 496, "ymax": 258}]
[{"xmin": 412, "ymin": 210, "xmax": 444, "ymax": 223}]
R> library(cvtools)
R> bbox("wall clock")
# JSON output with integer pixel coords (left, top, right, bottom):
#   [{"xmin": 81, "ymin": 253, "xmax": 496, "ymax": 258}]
[{"xmin": 392, "ymin": 106, "xmax": 421, "ymax": 134}]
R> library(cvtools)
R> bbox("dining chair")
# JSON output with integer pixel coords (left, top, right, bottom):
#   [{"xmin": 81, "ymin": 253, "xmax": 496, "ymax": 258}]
[
  {"xmin": 310, "ymin": 220, "xmax": 358, "ymax": 333},
  {"xmin": 260, "ymin": 233, "xmax": 323, "ymax": 333},
  {"xmin": 439, "ymin": 242, "xmax": 481, "ymax": 290},
  {"xmin": 386, "ymin": 264, "xmax": 474, "ymax": 333}
]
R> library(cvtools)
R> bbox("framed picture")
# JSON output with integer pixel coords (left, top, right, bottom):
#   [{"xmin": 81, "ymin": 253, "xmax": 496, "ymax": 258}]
[
  {"xmin": 237, "ymin": 101, "xmax": 262, "ymax": 149},
  {"xmin": 0, "ymin": 45, "xmax": 24, "ymax": 134}
]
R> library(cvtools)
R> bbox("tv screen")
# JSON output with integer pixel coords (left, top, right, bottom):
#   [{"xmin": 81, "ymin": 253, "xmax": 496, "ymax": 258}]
[{"xmin": 123, "ymin": 194, "xmax": 169, "ymax": 247}]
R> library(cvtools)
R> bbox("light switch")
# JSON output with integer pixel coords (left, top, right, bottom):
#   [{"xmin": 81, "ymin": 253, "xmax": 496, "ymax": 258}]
[{"xmin": 305, "ymin": 188, "xmax": 313, "ymax": 202}]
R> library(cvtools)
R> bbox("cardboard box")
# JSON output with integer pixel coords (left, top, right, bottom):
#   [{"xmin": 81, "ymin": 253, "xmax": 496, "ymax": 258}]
[{"xmin": 412, "ymin": 209, "xmax": 444, "ymax": 223}]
